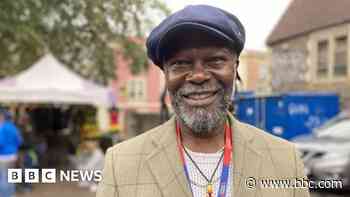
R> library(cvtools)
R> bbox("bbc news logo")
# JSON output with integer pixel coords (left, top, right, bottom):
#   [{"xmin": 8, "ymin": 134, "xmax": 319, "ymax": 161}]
[{"xmin": 8, "ymin": 169, "xmax": 102, "ymax": 183}]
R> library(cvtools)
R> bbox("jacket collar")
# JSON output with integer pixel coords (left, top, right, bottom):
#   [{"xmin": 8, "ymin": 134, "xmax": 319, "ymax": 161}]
[{"xmin": 146, "ymin": 113, "xmax": 262, "ymax": 197}]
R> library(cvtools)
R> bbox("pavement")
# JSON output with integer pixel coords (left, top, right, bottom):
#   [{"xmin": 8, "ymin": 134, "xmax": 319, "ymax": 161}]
[
  {"xmin": 16, "ymin": 183, "xmax": 95, "ymax": 197},
  {"xmin": 14, "ymin": 183, "xmax": 349, "ymax": 197}
]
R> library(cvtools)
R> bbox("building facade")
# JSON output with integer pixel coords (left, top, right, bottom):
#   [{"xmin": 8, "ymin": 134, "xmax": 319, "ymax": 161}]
[
  {"xmin": 267, "ymin": 0, "xmax": 350, "ymax": 109},
  {"xmin": 237, "ymin": 50, "xmax": 270, "ymax": 93},
  {"xmin": 110, "ymin": 47, "xmax": 167, "ymax": 138}
]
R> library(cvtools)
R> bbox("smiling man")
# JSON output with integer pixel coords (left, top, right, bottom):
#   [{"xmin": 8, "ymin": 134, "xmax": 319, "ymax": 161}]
[{"xmin": 97, "ymin": 5, "xmax": 310, "ymax": 197}]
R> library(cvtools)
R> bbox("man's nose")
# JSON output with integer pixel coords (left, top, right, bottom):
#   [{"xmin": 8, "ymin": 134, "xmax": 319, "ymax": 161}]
[{"xmin": 186, "ymin": 61, "xmax": 210, "ymax": 84}]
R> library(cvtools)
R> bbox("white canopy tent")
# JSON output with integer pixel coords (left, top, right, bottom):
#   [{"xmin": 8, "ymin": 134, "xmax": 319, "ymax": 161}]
[{"xmin": 0, "ymin": 54, "xmax": 113, "ymax": 107}]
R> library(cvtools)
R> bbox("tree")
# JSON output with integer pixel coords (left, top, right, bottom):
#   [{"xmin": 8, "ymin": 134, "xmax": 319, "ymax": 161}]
[{"xmin": 0, "ymin": 0, "xmax": 170, "ymax": 84}]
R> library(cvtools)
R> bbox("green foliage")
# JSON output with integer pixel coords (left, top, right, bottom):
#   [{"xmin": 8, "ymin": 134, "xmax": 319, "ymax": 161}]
[
  {"xmin": 0, "ymin": 0, "xmax": 169, "ymax": 84},
  {"xmin": 122, "ymin": 40, "xmax": 148, "ymax": 74}
]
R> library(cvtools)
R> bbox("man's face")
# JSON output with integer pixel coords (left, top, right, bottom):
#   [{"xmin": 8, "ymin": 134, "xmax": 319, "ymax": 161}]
[{"xmin": 163, "ymin": 32, "xmax": 238, "ymax": 136}]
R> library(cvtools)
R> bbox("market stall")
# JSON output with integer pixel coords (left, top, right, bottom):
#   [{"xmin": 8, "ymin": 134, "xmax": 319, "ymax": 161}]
[
  {"xmin": 0, "ymin": 54, "xmax": 117, "ymax": 168},
  {"xmin": 0, "ymin": 54, "xmax": 112, "ymax": 107}
]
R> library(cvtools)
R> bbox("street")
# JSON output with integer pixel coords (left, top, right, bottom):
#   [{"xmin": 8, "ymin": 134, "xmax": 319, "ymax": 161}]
[
  {"xmin": 16, "ymin": 183, "xmax": 95, "ymax": 197},
  {"xmin": 15, "ymin": 183, "xmax": 349, "ymax": 197},
  {"xmin": 312, "ymin": 191, "xmax": 349, "ymax": 197}
]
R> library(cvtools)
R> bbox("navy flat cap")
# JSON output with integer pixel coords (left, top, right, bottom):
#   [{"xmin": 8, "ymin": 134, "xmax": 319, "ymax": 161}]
[{"xmin": 146, "ymin": 4, "xmax": 245, "ymax": 68}]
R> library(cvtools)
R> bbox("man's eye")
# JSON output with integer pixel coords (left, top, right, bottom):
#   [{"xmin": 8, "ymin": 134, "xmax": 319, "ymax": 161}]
[
  {"xmin": 169, "ymin": 60, "xmax": 191, "ymax": 70},
  {"xmin": 207, "ymin": 58, "xmax": 225, "ymax": 67},
  {"xmin": 172, "ymin": 60, "xmax": 191, "ymax": 66}
]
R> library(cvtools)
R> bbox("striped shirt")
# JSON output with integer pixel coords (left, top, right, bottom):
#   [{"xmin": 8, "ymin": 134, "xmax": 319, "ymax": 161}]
[{"xmin": 184, "ymin": 147, "xmax": 232, "ymax": 197}]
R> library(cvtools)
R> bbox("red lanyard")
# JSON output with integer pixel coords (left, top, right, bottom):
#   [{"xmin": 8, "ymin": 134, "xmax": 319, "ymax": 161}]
[{"xmin": 175, "ymin": 118, "xmax": 233, "ymax": 197}]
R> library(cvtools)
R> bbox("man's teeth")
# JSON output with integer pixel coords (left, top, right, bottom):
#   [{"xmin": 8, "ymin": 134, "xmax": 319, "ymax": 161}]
[{"xmin": 186, "ymin": 92, "xmax": 214, "ymax": 99}]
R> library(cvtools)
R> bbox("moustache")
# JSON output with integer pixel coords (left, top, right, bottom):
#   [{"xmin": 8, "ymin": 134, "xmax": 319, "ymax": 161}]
[{"xmin": 176, "ymin": 82, "xmax": 223, "ymax": 96}]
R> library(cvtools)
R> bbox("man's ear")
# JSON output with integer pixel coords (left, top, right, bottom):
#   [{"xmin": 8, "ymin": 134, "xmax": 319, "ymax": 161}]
[{"xmin": 162, "ymin": 68, "xmax": 169, "ymax": 86}]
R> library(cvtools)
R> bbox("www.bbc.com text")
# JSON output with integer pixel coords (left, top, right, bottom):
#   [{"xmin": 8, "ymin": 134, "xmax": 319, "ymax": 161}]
[{"xmin": 245, "ymin": 177, "xmax": 343, "ymax": 190}]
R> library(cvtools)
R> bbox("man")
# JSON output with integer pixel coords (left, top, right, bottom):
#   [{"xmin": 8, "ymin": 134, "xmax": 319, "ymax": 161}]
[
  {"xmin": 97, "ymin": 5, "xmax": 310, "ymax": 197},
  {"xmin": 75, "ymin": 138, "xmax": 105, "ymax": 192},
  {"xmin": 0, "ymin": 109, "xmax": 23, "ymax": 197}
]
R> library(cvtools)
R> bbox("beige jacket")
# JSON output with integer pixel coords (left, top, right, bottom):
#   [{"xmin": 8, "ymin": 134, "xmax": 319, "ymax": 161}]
[{"xmin": 96, "ymin": 114, "xmax": 310, "ymax": 197}]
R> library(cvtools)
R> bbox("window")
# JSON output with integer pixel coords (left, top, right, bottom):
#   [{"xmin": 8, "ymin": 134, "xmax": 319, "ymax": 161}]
[
  {"xmin": 334, "ymin": 36, "xmax": 348, "ymax": 77},
  {"xmin": 127, "ymin": 79, "xmax": 146, "ymax": 101},
  {"xmin": 317, "ymin": 40, "xmax": 329, "ymax": 78}
]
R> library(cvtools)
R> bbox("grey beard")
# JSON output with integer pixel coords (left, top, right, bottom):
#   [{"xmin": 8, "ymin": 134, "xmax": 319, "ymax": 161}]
[{"xmin": 170, "ymin": 83, "xmax": 231, "ymax": 137}]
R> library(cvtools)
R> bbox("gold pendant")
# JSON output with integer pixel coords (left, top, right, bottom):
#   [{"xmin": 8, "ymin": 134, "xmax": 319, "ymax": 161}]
[{"xmin": 207, "ymin": 183, "xmax": 213, "ymax": 197}]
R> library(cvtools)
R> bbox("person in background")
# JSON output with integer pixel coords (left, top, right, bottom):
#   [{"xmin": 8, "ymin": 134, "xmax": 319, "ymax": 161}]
[
  {"xmin": 17, "ymin": 144, "xmax": 38, "ymax": 193},
  {"xmin": 0, "ymin": 109, "xmax": 23, "ymax": 197},
  {"xmin": 75, "ymin": 138, "xmax": 104, "ymax": 192}
]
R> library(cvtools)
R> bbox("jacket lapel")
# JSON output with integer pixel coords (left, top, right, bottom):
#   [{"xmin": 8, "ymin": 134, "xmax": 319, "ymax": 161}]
[
  {"xmin": 229, "ymin": 114, "xmax": 263, "ymax": 197},
  {"xmin": 146, "ymin": 116, "xmax": 192, "ymax": 197},
  {"xmin": 146, "ymin": 114, "xmax": 263, "ymax": 197}
]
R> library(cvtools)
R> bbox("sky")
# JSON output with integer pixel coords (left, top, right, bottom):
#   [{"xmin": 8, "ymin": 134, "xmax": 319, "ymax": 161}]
[{"xmin": 163, "ymin": 0, "xmax": 291, "ymax": 51}]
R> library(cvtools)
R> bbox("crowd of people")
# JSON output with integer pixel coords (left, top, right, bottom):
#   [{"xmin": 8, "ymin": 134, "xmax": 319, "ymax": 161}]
[{"xmin": 0, "ymin": 107, "xmax": 114, "ymax": 197}]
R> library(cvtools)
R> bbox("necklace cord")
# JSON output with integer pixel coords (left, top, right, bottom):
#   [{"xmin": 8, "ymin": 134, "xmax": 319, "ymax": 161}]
[
  {"xmin": 175, "ymin": 117, "xmax": 233, "ymax": 197},
  {"xmin": 183, "ymin": 146, "xmax": 224, "ymax": 184}
]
